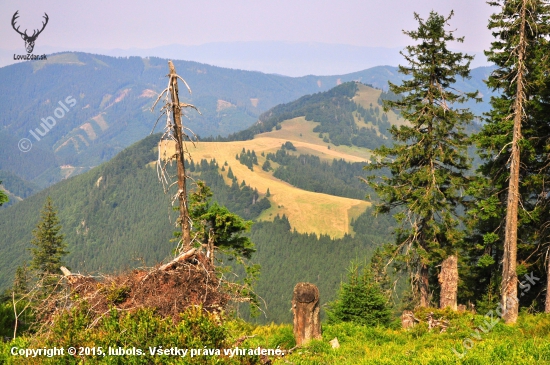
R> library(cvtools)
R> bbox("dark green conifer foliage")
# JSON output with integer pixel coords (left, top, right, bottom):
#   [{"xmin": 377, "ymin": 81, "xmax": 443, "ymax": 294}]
[
  {"xmin": 365, "ymin": 11, "xmax": 479, "ymax": 307},
  {"xmin": 0, "ymin": 181, "xmax": 8, "ymax": 206},
  {"xmin": 189, "ymin": 181, "xmax": 255, "ymax": 260},
  {"xmin": 326, "ymin": 261, "xmax": 392, "ymax": 327},
  {"xmin": 189, "ymin": 181, "xmax": 260, "ymax": 313},
  {"xmin": 262, "ymin": 160, "xmax": 272, "ymax": 172},
  {"xmin": 29, "ymin": 197, "xmax": 68, "ymax": 287}
]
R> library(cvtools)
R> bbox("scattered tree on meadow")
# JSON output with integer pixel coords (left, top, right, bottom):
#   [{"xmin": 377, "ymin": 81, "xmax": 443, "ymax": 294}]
[
  {"xmin": 472, "ymin": 0, "xmax": 550, "ymax": 323},
  {"xmin": 365, "ymin": 11, "xmax": 479, "ymax": 308}
]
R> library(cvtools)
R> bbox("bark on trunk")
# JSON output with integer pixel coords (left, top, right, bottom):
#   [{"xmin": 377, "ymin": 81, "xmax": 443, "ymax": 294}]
[
  {"xmin": 438, "ymin": 255, "xmax": 458, "ymax": 310},
  {"xmin": 501, "ymin": 0, "xmax": 528, "ymax": 325},
  {"xmin": 292, "ymin": 283, "xmax": 321, "ymax": 346},
  {"xmin": 168, "ymin": 61, "xmax": 191, "ymax": 251},
  {"xmin": 419, "ymin": 264, "xmax": 429, "ymax": 307}
]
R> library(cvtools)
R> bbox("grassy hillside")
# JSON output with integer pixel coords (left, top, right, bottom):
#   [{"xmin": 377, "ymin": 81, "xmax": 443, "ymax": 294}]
[
  {"xmin": 1, "ymin": 80, "xmax": 414, "ymax": 322},
  {"xmin": 188, "ymin": 138, "xmax": 369, "ymax": 238}
]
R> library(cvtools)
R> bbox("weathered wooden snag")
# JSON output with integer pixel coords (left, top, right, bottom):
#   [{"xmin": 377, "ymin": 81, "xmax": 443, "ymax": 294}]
[
  {"xmin": 401, "ymin": 310, "xmax": 417, "ymax": 329},
  {"xmin": 438, "ymin": 255, "xmax": 458, "ymax": 310},
  {"xmin": 292, "ymin": 282, "xmax": 321, "ymax": 346}
]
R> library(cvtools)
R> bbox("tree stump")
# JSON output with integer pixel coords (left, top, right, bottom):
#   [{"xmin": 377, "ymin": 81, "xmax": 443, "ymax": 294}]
[
  {"xmin": 438, "ymin": 255, "xmax": 458, "ymax": 310},
  {"xmin": 401, "ymin": 310, "xmax": 417, "ymax": 329},
  {"xmin": 292, "ymin": 283, "xmax": 321, "ymax": 346}
]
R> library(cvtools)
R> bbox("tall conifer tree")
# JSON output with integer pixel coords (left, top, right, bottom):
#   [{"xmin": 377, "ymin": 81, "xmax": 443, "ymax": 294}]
[
  {"xmin": 365, "ymin": 11, "xmax": 478, "ymax": 307},
  {"xmin": 30, "ymin": 197, "xmax": 68, "ymax": 289},
  {"xmin": 473, "ymin": 0, "xmax": 550, "ymax": 323}
]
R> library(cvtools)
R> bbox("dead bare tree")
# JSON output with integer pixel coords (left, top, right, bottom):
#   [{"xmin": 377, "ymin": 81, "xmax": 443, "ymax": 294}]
[{"xmin": 151, "ymin": 61, "xmax": 200, "ymax": 253}]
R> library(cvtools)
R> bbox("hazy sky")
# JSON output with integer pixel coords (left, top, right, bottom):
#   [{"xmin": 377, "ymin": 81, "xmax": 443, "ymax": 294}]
[{"xmin": 1, "ymin": 0, "xmax": 494, "ymax": 51}]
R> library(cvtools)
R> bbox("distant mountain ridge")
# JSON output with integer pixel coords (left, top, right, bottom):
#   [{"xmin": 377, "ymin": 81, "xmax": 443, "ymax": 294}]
[
  {"xmin": 0, "ymin": 51, "xmax": 494, "ymax": 193},
  {"xmin": 0, "ymin": 41, "xmax": 491, "ymax": 77}
]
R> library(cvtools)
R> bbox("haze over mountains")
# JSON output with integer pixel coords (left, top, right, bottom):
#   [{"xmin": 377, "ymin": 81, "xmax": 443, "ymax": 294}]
[{"xmin": 0, "ymin": 41, "xmax": 491, "ymax": 76}]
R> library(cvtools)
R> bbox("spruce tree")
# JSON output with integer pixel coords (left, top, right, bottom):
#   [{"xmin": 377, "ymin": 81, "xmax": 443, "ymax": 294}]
[
  {"xmin": 365, "ymin": 11, "xmax": 478, "ymax": 307},
  {"xmin": 188, "ymin": 181, "xmax": 259, "ymax": 312},
  {"xmin": 189, "ymin": 181, "xmax": 256, "ymax": 259},
  {"xmin": 30, "ymin": 197, "xmax": 68, "ymax": 288},
  {"xmin": 473, "ymin": 0, "xmax": 550, "ymax": 323},
  {"xmin": 326, "ymin": 261, "xmax": 392, "ymax": 327}
]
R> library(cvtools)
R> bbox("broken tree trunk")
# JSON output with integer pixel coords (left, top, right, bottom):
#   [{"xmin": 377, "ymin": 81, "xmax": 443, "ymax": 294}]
[
  {"xmin": 158, "ymin": 248, "xmax": 197, "ymax": 271},
  {"xmin": 292, "ymin": 283, "xmax": 321, "ymax": 346},
  {"xmin": 168, "ymin": 60, "xmax": 192, "ymax": 251},
  {"xmin": 60, "ymin": 266, "xmax": 82, "ymax": 284},
  {"xmin": 438, "ymin": 255, "xmax": 458, "ymax": 310},
  {"xmin": 501, "ymin": 0, "xmax": 531, "ymax": 325}
]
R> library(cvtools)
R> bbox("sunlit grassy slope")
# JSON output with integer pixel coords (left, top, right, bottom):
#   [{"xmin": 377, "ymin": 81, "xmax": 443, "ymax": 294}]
[
  {"xmin": 187, "ymin": 84, "xmax": 408, "ymax": 238},
  {"xmin": 189, "ymin": 138, "xmax": 370, "ymax": 238},
  {"xmin": 352, "ymin": 82, "xmax": 407, "ymax": 126}
]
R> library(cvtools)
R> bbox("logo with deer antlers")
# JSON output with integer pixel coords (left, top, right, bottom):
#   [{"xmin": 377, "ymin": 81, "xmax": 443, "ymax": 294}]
[{"xmin": 12, "ymin": 11, "xmax": 49, "ymax": 54}]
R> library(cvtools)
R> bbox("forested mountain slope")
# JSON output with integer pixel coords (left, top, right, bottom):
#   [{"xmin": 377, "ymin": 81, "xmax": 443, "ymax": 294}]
[
  {"xmin": 0, "ymin": 133, "xmax": 392, "ymax": 323},
  {"xmin": 0, "ymin": 52, "xmax": 492, "ymax": 192},
  {"xmin": 0, "ymin": 77, "xmax": 486, "ymax": 322},
  {"xmin": 221, "ymin": 81, "xmax": 484, "ymax": 148}
]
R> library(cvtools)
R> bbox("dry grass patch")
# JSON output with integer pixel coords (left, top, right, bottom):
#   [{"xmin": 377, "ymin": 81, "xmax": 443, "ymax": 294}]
[
  {"xmin": 255, "ymin": 117, "xmax": 372, "ymax": 162},
  {"xmin": 189, "ymin": 140, "xmax": 370, "ymax": 238},
  {"xmin": 353, "ymin": 83, "xmax": 407, "ymax": 127},
  {"xmin": 92, "ymin": 113, "xmax": 109, "ymax": 131},
  {"xmin": 32, "ymin": 53, "xmax": 85, "ymax": 72}
]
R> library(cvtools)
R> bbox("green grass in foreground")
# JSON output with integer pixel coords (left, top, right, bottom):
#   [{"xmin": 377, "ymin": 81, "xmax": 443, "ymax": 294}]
[
  {"xmin": 240, "ymin": 309, "xmax": 550, "ymax": 364},
  {"xmin": 2, "ymin": 309, "xmax": 550, "ymax": 364}
]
